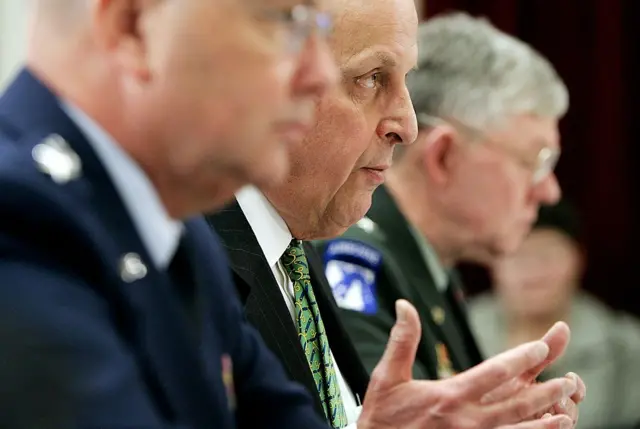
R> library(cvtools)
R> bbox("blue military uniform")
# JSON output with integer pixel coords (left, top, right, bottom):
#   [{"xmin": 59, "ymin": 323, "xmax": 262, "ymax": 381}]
[{"xmin": 0, "ymin": 69, "xmax": 328, "ymax": 429}]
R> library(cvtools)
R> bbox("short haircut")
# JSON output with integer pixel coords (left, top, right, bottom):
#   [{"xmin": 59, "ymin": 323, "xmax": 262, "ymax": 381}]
[{"xmin": 407, "ymin": 12, "xmax": 568, "ymax": 131}]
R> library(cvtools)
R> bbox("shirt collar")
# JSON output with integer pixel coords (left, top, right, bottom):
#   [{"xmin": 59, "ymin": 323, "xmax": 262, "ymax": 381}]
[
  {"xmin": 236, "ymin": 185, "xmax": 292, "ymax": 268},
  {"xmin": 410, "ymin": 225, "xmax": 449, "ymax": 291},
  {"xmin": 60, "ymin": 101, "xmax": 182, "ymax": 269}
]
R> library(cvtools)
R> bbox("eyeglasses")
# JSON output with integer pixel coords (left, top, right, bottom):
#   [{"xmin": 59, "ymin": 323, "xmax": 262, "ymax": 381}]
[
  {"xmin": 258, "ymin": 5, "xmax": 332, "ymax": 54},
  {"xmin": 417, "ymin": 112, "xmax": 560, "ymax": 185}
]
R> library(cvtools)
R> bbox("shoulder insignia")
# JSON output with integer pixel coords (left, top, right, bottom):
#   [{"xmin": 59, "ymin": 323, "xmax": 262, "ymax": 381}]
[
  {"xmin": 32, "ymin": 134, "xmax": 82, "ymax": 184},
  {"xmin": 323, "ymin": 239, "xmax": 383, "ymax": 314}
]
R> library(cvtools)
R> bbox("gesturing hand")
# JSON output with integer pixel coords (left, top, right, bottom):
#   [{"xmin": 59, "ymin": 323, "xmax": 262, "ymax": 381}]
[
  {"xmin": 481, "ymin": 322, "xmax": 587, "ymax": 427},
  {"xmin": 358, "ymin": 300, "xmax": 576, "ymax": 429}
]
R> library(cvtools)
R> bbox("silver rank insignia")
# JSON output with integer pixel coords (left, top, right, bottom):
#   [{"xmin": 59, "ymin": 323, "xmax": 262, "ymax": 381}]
[
  {"xmin": 32, "ymin": 134, "xmax": 82, "ymax": 184},
  {"xmin": 119, "ymin": 253, "xmax": 148, "ymax": 283}
]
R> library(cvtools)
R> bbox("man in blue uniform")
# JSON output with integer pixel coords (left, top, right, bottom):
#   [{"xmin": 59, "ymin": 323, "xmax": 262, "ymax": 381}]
[{"xmin": 0, "ymin": 0, "xmax": 338, "ymax": 427}]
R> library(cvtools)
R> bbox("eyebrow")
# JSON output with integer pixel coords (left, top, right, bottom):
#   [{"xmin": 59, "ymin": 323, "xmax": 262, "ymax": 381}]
[
  {"xmin": 343, "ymin": 49, "xmax": 397, "ymax": 69},
  {"xmin": 343, "ymin": 48, "xmax": 419, "ymax": 73}
]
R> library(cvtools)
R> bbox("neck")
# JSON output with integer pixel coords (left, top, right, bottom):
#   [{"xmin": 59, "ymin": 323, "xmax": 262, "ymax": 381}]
[{"xmin": 386, "ymin": 167, "xmax": 461, "ymax": 267}]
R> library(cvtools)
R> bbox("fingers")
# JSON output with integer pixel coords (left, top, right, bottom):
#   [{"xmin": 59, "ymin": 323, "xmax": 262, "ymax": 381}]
[
  {"xmin": 547, "ymin": 373, "xmax": 583, "ymax": 425},
  {"xmin": 524, "ymin": 322, "xmax": 571, "ymax": 381},
  {"xmin": 552, "ymin": 396, "xmax": 577, "ymax": 425},
  {"xmin": 452, "ymin": 341, "xmax": 550, "ymax": 399},
  {"xmin": 566, "ymin": 372, "xmax": 586, "ymax": 403},
  {"xmin": 497, "ymin": 414, "xmax": 573, "ymax": 429},
  {"xmin": 369, "ymin": 300, "xmax": 421, "ymax": 389},
  {"xmin": 481, "ymin": 377, "xmax": 528, "ymax": 404},
  {"xmin": 483, "ymin": 377, "xmax": 577, "ymax": 428}
]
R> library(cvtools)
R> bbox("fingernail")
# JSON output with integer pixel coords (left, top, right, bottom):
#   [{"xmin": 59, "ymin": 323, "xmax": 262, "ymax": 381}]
[
  {"xmin": 566, "ymin": 372, "xmax": 578, "ymax": 383},
  {"xmin": 395, "ymin": 301, "xmax": 407, "ymax": 322},
  {"xmin": 532, "ymin": 342, "xmax": 550, "ymax": 360},
  {"xmin": 542, "ymin": 413, "xmax": 553, "ymax": 419}
]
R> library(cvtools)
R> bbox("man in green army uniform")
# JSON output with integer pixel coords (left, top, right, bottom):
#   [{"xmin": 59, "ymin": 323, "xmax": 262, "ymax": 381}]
[{"xmin": 316, "ymin": 12, "xmax": 569, "ymax": 379}]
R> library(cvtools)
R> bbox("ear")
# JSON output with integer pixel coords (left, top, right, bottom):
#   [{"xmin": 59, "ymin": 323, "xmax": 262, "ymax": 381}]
[
  {"xmin": 420, "ymin": 125, "xmax": 459, "ymax": 187},
  {"xmin": 91, "ymin": 0, "xmax": 155, "ymax": 82}
]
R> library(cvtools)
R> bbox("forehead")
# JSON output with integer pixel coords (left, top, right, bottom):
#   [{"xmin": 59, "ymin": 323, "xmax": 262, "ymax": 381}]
[{"xmin": 330, "ymin": 0, "xmax": 418, "ymax": 67}]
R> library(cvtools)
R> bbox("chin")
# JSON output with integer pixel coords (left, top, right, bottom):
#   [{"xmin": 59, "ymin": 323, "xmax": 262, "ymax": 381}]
[{"xmin": 314, "ymin": 197, "xmax": 373, "ymax": 240}]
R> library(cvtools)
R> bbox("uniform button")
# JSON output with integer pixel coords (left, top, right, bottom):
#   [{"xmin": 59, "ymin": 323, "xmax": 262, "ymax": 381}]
[{"xmin": 431, "ymin": 306, "xmax": 445, "ymax": 325}]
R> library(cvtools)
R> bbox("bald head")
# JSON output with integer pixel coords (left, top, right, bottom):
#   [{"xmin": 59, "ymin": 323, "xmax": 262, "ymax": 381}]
[{"xmin": 262, "ymin": 0, "xmax": 418, "ymax": 240}]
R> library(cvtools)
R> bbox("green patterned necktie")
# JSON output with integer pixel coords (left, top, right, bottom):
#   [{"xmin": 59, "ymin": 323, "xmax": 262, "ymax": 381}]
[{"xmin": 281, "ymin": 239, "xmax": 348, "ymax": 428}]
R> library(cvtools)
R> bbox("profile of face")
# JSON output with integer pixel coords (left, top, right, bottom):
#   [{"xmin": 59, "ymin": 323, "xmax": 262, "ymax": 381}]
[
  {"xmin": 265, "ymin": 0, "xmax": 419, "ymax": 239},
  {"xmin": 101, "ymin": 0, "xmax": 337, "ymax": 210},
  {"xmin": 425, "ymin": 114, "xmax": 563, "ymax": 261},
  {"xmin": 492, "ymin": 228, "xmax": 582, "ymax": 319}
]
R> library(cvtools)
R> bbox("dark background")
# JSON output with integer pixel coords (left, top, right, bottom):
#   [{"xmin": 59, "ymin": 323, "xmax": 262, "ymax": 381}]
[{"xmin": 421, "ymin": 0, "xmax": 640, "ymax": 316}]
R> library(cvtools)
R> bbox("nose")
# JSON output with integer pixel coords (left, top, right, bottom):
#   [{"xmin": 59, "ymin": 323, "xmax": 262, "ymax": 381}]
[
  {"xmin": 376, "ymin": 84, "xmax": 418, "ymax": 146},
  {"xmin": 533, "ymin": 173, "xmax": 562, "ymax": 205},
  {"xmin": 290, "ymin": 34, "xmax": 339, "ymax": 100}
]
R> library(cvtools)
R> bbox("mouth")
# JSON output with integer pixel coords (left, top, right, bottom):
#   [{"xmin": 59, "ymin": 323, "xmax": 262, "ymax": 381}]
[{"xmin": 361, "ymin": 165, "xmax": 390, "ymax": 184}]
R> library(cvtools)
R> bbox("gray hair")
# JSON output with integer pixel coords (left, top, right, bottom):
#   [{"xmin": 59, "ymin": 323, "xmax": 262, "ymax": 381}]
[{"xmin": 407, "ymin": 12, "xmax": 568, "ymax": 131}]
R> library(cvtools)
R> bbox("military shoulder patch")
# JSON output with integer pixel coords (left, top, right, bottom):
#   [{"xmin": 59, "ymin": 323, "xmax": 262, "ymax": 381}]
[{"xmin": 323, "ymin": 239, "xmax": 383, "ymax": 315}]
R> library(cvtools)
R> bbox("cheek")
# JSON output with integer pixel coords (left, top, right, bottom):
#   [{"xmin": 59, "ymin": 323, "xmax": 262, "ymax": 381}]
[
  {"xmin": 449, "ymin": 163, "xmax": 516, "ymax": 231},
  {"xmin": 479, "ymin": 166, "xmax": 531, "ymax": 233},
  {"xmin": 297, "ymin": 99, "xmax": 369, "ymax": 178}
]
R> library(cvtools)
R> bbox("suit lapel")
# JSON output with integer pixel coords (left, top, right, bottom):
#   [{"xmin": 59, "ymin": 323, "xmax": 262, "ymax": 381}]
[
  {"xmin": 305, "ymin": 242, "xmax": 369, "ymax": 400},
  {"xmin": 1, "ymin": 69, "xmax": 217, "ymax": 426},
  {"xmin": 206, "ymin": 204, "xmax": 325, "ymax": 415}
]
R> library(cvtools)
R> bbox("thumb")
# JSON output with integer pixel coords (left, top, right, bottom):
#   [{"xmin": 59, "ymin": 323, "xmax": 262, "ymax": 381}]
[{"xmin": 371, "ymin": 300, "xmax": 421, "ymax": 389}]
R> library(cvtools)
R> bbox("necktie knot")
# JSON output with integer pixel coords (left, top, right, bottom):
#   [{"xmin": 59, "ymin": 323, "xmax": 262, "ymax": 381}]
[{"xmin": 281, "ymin": 239, "xmax": 311, "ymax": 282}]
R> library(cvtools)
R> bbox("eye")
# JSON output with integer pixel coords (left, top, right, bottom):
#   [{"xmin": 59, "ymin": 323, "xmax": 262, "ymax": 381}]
[{"xmin": 356, "ymin": 72, "xmax": 382, "ymax": 90}]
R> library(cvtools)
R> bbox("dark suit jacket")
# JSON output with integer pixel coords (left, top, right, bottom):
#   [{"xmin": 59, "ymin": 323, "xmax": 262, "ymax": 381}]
[
  {"xmin": 0, "ymin": 69, "xmax": 328, "ymax": 429},
  {"xmin": 314, "ymin": 186, "xmax": 483, "ymax": 379},
  {"xmin": 206, "ymin": 202, "xmax": 369, "ymax": 419}
]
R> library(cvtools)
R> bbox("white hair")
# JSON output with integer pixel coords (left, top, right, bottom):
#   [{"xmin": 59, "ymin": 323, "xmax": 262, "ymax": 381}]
[{"xmin": 407, "ymin": 12, "xmax": 568, "ymax": 131}]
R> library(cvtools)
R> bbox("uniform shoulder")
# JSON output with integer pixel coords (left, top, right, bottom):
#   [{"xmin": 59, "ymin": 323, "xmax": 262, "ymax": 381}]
[
  {"xmin": 342, "ymin": 216, "xmax": 387, "ymax": 244},
  {"xmin": 311, "ymin": 220, "xmax": 388, "ymax": 314},
  {"xmin": 0, "ymin": 133, "xmax": 100, "ymax": 269}
]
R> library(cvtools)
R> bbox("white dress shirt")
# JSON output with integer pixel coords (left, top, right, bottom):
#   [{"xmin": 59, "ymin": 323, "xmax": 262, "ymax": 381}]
[
  {"xmin": 237, "ymin": 185, "xmax": 361, "ymax": 428},
  {"xmin": 60, "ymin": 101, "xmax": 182, "ymax": 269}
]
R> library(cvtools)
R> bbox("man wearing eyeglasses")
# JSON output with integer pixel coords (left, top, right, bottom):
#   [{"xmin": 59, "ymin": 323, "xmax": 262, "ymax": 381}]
[
  {"xmin": 0, "ymin": 0, "xmax": 338, "ymax": 428},
  {"xmin": 208, "ymin": 2, "xmax": 584, "ymax": 429},
  {"xmin": 318, "ymin": 11, "xmax": 585, "ymax": 419}
]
